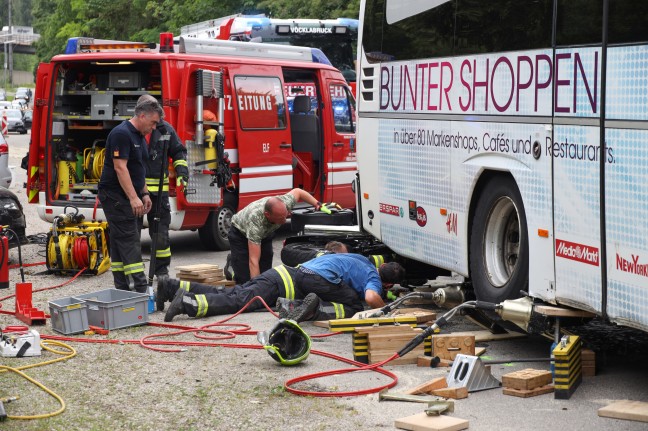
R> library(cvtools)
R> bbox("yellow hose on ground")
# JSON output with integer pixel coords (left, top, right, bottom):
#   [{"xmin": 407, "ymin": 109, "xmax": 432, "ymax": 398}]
[{"xmin": 0, "ymin": 340, "xmax": 76, "ymax": 420}]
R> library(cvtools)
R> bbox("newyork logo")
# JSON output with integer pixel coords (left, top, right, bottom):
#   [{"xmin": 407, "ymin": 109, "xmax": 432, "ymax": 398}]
[
  {"xmin": 555, "ymin": 239, "xmax": 599, "ymax": 266},
  {"xmin": 616, "ymin": 253, "xmax": 648, "ymax": 278}
]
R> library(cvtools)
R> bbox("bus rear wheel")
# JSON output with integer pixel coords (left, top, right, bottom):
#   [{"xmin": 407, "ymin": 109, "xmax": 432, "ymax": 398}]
[
  {"xmin": 469, "ymin": 176, "xmax": 528, "ymax": 305},
  {"xmin": 198, "ymin": 205, "xmax": 234, "ymax": 251}
]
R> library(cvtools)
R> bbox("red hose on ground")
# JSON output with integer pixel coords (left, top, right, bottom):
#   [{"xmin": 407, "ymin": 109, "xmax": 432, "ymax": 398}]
[{"xmin": 41, "ymin": 295, "xmax": 400, "ymax": 397}]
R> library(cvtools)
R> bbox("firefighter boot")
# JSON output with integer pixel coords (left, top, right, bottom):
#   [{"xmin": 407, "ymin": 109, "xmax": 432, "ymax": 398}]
[
  {"xmin": 284, "ymin": 293, "xmax": 336, "ymax": 323},
  {"xmin": 156, "ymin": 275, "xmax": 170, "ymax": 312},
  {"xmin": 164, "ymin": 288, "xmax": 187, "ymax": 322},
  {"xmin": 224, "ymin": 253, "xmax": 234, "ymax": 281},
  {"xmin": 276, "ymin": 297, "xmax": 305, "ymax": 319}
]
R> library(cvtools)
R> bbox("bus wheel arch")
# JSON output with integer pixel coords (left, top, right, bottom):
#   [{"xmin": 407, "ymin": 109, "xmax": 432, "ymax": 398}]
[{"xmin": 468, "ymin": 173, "xmax": 529, "ymax": 305}]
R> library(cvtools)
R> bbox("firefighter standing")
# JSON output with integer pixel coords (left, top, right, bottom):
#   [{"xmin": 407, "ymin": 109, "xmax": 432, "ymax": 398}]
[
  {"xmin": 143, "ymin": 111, "xmax": 188, "ymax": 282},
  {"xmin": 98, "ymin": 96, "xmax": 162, "ymax": 292},
  {"xmin": 162, "ymin": 264, "xmax": 302, "ymax": 322}
]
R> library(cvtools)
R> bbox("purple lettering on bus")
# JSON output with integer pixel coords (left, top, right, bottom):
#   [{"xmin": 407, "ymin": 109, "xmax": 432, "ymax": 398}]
[
  {"xmin": 427, "ymin": 62, "xmax": 439, "ymax": 110},
  {"xmin": 441, "ymin": 61, "xmax": 453, "ymax": 111},
  {"xmin": 380, "ymin": 66, "xmax": 390, "ymax": 110},
  {"xmin": 535, "ymin": 54, "xmax": 552, "ymax": 112},
  {"xmin": 554, "ymin": 52, "xmax": 571, "ymax": 113},
  {"xmin": 516, "ymin": 56, "xmax": 533, "ymax": 111},
  {"xmin": 417, "ymin": 63, "xmax": 428, "ymax": 110},
  {"xmin": 492, "ymin": 56, "xmax": 514, "ymax": 112},
  {"xmin": 391, "ymin": 65, "xmax": 403, "ymax": 110},
  {"xmin": 459, "ymin": 59, "xmax": 472, "ymax": 112},
  {"xmin": 472, "ymin": 58, "xmax": 490, "ymax": 111},
  {"xmin": 404, "ymin": 64, "xmax": 417, "ymax": 111},
  {"xmin": 574, "ymin": 52, "xmax": 598, "ymax": 114}
]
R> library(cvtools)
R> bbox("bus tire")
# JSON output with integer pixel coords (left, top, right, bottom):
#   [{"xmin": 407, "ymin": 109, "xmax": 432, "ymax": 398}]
[
  {"xmin": 281, "ymin": 242, "xmax": 328, "ymax": 267},
  {"xmin": 198, "ymin": 205, "xmax": 235, "ymax": 251},
  {"xmin": 469, "ymin": 176, "xmax": 529, "ymax": 305},
  {"xmin": 290, "ymin": 207, "xmax": 355, "ymax": 232}
]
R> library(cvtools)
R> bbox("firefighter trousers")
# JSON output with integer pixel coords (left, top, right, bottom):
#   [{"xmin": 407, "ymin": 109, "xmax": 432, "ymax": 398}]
[
  {"xmin": 174, "ymin": 265, "xmax": 301, "ymax": 318},
  {"xmin": 294, "ymin": 268, "xmax": 363, "ymax": 319},
  {"xmin": 99, "ymin": 189, "xmax": 148, "ymax": 293},
  {"xmin": 143, "ymin": 193, "xmax": 171, "ymax": 276},
  {"xmin": 228, "ymin": 226, "xmax": 274, "ymax": 284}
]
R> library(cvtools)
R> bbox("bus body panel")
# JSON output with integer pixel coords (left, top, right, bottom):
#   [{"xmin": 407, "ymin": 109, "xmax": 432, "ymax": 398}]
[{"xmin": 357, "ymin": 0, "xmax": 648, "ymax": 332}]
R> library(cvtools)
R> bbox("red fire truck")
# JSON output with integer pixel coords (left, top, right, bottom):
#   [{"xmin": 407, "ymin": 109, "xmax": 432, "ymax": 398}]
[
  {"xmin": 180, "ymin": 15, "xmax": 358, "ymax": 92},
  {"xmin": 26, "ymin": 33, "xmax": 357, "ymax": 250}
]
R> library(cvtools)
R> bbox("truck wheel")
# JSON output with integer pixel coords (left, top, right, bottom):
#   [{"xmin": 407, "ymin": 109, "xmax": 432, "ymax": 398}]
[
  {"xmin": 198, "ymin": 205, "xmax": 235, "ymax": 251},
  {"xmin": 290, "ymin": 207, "xmax": 355, "ymax": 232},
  {"xmin": 281, "ymin": 242, "xmax": 328, "ymax": 267},
  {"xmin": 469, "ymin": 176, "xmax": 528, "ymax": 305}
]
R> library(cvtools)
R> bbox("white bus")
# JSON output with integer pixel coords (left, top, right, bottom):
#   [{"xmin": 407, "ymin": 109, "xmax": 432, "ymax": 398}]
[{"xmin": 355, "ymin": 0, "xmax": 648, "ymax": 332}]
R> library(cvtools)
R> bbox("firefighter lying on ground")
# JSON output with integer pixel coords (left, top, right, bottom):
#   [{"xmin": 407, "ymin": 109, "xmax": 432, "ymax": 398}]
[
  {"xmin": 162, "ymin": 252, "xmax": 405, "ymax": 323},
  {"xmin": 161, "ymin": 241, "xmax": 348, "ymax": 322},
  {"xmin": 281, "ymin": 253, "xmax": 406, "ymax": 323}
]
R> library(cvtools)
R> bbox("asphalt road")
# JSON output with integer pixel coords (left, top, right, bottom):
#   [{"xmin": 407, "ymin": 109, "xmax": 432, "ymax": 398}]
[{"xmin": 4, "ymin": 130, "xmax": 648, "ymax": 430}]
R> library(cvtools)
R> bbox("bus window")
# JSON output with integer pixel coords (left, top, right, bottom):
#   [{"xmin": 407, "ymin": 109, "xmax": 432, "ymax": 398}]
[
  {"xmin": 556, "ymin": 0, "xmax": 603, "ymax": 46},
  {"xmin": 455, "ymin": 0, "xmax": 552, "ymax": 54},
  {"xmin": 609, "ymin": 0, "xmax": 648, "ymax": 44},
  {"xmin": 362, "ymin": 0, "xmax": 455, "ymax": 63}
]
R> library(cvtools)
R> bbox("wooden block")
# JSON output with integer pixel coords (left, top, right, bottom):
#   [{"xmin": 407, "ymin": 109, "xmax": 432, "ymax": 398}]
[
  {"xmin": 176, "ymin": 264, "xmax": 221, "ymax": 272},
  {"xmin": 501, "ymin": 368, "xmax": 553, "ymax": 390},
  {"xmin": 503, "ymin": 384, "xmax": 554, "ymax": 398},
  {"xmin": 581, "ymin": 348, "xmax": 596, "ymax": 360},
  {"xmin": 356, "ymin": 325, "xmax": 419, "ymax": 334},
  {"xmin": 475, "ymin": 346, "xmax": 486, "ymax": 356},
  {"xmin": 392, "ymin": 308, "xmax": 437, "ymax": 323},
  {"xmin": 582, "ymin": 365, "xmax": 596, "ymax": 377},
  {"xmin": 431, "ymin": 387, "xmax": 468, "ymax": 400},
  {"xmin": 598, "ymin": 400, "xmax": 648, "ymax": 423},
  {"xmin": 394, "ymin": 412, "xmax": 469, "ymax": 431},
  {"xmin": 417, "ymin": 356, "xmax": 452, "ymax": 368},
  {"xmin": 533, "ymin": 304, "xmax": 596, "ymax": 318},
  {"xmin": 432, "ymin": 334, "xmax": 475, "ymax": 360},
  {"xmin": 404, "ymin": 377, "xmax": 448, "ymax": 395},
  {"xmin": 368, "ymin": 331, "xmax": 425, "ymax": 364}
]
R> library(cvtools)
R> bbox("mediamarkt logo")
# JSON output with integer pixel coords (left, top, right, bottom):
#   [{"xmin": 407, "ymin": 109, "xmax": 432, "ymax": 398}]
[{"xmin": 555, "ymin": 239, "xmax": 599, "ymax": 266}]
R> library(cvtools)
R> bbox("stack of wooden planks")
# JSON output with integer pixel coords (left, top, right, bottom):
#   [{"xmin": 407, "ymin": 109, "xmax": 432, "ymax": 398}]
[
  {"xmin": 501, "ymin": 368, "xmax": 554, "ymax": 398},
  {"xmin": 175, "ymin": 264, "xmax": 235, "ymax": 287}
]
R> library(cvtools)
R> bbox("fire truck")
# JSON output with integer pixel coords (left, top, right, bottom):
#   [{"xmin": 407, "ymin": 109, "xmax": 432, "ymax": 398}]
[
  {"xmin": 26, "ymin": 33, "xmax": 357, "ymax": 250},
  {"xmin": 180, "ymin": 15, "xmax": 358, "ymax": 92}
]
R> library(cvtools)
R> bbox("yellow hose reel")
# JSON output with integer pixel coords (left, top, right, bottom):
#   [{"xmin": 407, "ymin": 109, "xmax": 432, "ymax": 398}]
[{"xmin": 46, "ymin": 221, "xmax": 110, "ymax": 275}]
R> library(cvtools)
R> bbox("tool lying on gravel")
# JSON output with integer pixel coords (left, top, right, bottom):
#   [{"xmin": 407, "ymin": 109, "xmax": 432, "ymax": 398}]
[
  {"xmin": 0, "ymin": 396, "xmax": 19, "ymax": 421},
  {"xmin": 88, "ymin": 325, "xmax": 109, "ymax": 335}
]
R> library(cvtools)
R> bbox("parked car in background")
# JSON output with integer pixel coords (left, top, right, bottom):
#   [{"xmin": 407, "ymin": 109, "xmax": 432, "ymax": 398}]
[
  {"xmin": 4, "ymin": 109, "xmax": 27, "ymax": 134},
  {"xmin": 0, "ymin": 186, "xmax": 28, "ymax": 248},
  {"xmin": 0, "ymin": 89, "xmax": 6, "ymax": 101},
  {"xmin": 11, "ymin": 99, "xmax": 27, "ymax": 110},
  {"xmin": 14, "ymin": 87, "xmax": 32, "ymax": 103},
  {"xmin": 22, "ymin": 109, "xmax": 32, "ymax": 129},
  {"xmin": 0, "ymin": 132, "xmax": 11, "ymax": 189},
  {"xmin": 0, "ymin": 101, "xmax": 11, "ymax": 110}
]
